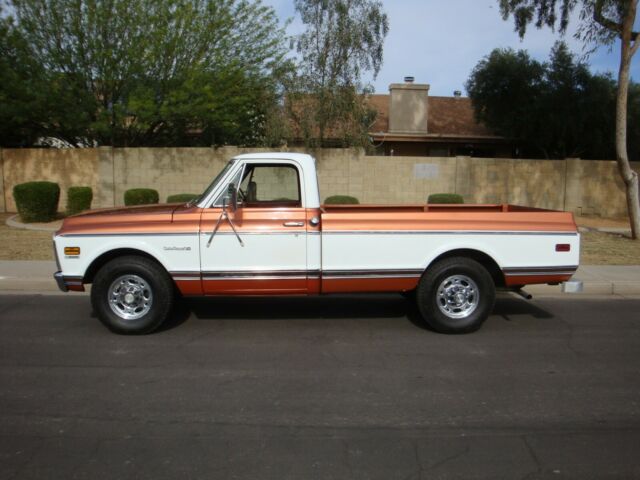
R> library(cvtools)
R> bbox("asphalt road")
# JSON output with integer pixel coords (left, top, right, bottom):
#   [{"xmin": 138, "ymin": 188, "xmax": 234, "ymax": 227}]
[{"xmin": 1, "ymin": 293, "xmax": 639, "ymax": 479}]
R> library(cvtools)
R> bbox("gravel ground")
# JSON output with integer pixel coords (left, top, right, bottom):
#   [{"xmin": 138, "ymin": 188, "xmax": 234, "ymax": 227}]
[{"xmin": 0, "ymin": 214, "xmax": 54, "ymax": 260}]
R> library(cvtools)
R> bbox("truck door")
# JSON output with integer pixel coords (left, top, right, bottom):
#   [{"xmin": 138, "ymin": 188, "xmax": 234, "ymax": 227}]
[{"xmin": 199, "ymin": 161, "xmax": 309, "ymax": 294}]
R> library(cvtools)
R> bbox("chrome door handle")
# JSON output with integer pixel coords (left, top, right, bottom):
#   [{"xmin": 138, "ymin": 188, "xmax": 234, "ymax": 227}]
[{"xmin": 283, "ymin": 221, "xmax": 304, "ymax": 227}]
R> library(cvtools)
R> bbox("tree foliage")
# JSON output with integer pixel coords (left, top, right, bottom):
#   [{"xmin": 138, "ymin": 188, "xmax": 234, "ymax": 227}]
[
  {"xmin": 0, "ymin": 0, "xmax": 290, "ymax": 147},
  {"xmin": 466, "ymin": 48, "xmax": 546, "ymax": 155},
  {"xmin": 498, "ymin": 0, "xmax": 640, "ymax": 238},
  {"xmin": 287, "ymin": 0, "xmax": 389, "ymax": 148},
  {"xmin": 466, "ymin": 42, "xmax": 639, "ymax": 159}
]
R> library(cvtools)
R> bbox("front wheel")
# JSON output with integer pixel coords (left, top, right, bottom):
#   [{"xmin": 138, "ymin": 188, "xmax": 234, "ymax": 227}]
[
  {"xmin": 90, "ymin": 255, "xmax": 175, "ymax": 334},
  {"xmin": 416, "ymin": 257, "xmax": 495, "ymax": 333}
]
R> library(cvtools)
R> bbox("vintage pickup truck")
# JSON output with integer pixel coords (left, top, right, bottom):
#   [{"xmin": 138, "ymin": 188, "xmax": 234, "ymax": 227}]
[{"xmin": 53, "ymin": 153, "xmax": 579, "ymax": 334}]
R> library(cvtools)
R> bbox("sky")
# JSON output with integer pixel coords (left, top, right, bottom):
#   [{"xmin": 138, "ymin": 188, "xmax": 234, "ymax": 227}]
[{"xmin": 262, "ymin": 0, "xmax": 640, "ymax": 96}]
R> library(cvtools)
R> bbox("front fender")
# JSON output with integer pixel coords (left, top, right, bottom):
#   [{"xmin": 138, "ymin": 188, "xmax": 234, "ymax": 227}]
[{"xmin": 54, "ymin": 234, "xmax": 200, "ymax": 279}]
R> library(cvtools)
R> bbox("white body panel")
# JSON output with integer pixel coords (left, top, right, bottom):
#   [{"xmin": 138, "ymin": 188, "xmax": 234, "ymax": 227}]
[
  {"xmin": 321, "ymin": 232, "xmax": 580, "ymax": 272},
  {"xmin": 199, "ymin": 232, "xmax": 307, "ymax": 274},
  {"xmin": 55, "ymin": 234, "xmax": 201, "ymax": 277}
]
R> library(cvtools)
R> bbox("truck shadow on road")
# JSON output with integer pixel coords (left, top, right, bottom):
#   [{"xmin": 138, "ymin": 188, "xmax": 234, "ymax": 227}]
[{"xmin": 161, "ymin": 293, "xmax": 554, "ymax": 332}]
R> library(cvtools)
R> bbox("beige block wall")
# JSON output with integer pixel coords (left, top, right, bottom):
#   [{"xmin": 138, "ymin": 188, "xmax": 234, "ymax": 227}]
[
  {"xmin": 315, "ymin": 149, "xmax": 458, "ymax": 204},
  {"xmin": 508, "ymin": 158, "xmax": 567, "ymax": 210},
  {"xmin": 564, "ymin": 158, "xmax": 640, "ymax": 218},
  {"xmin": 2, "ymin": 148, "xmax": 98, "ymax": 212},
  {"xmin": 0, "ymin": 146, "xmax": 637, "ymax": 219},
  {"xmin": 110, "ymin": 146, "xmax": 306, "ymax": 206}
]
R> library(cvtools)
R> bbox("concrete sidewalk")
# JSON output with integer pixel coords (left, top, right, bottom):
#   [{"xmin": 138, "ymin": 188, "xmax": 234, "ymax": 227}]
[{"xmin": 1, "ymin": 260, "xmax": 639, "ymax": 296}]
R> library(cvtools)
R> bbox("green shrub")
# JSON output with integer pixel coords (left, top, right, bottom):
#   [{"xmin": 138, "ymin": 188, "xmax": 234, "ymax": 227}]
[
  {"xmin": 324, "ymin": 195, "xmax": 360, "ymax": 205},
  {"xmin": 13, "ymin": 181, "xmax": 60, "ymax": 222},
  {"xmin": 124, "ymin": 188, "xmax": 159, "ymax": 206},
  {"xmin": 166, "ymin": 193, "xmax": 198, "ymax": 203},
  {"xmin": 66, "ymin": 186, "xmax": 93, "ymax": 215},
  {"xmin": 427, "ymin": 193, "xmax": 464, "ymax": 204}
]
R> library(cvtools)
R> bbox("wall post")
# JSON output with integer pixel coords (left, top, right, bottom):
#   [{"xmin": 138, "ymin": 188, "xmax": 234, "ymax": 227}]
[{"xmin": 96, "ymin": 146, "xmax": 115, "ymax": 208}]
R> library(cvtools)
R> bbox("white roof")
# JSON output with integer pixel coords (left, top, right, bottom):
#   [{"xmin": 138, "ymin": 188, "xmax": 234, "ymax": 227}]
[{"xmin": 233, "ymin": 152, "xmax": 315, "ymax": 167}]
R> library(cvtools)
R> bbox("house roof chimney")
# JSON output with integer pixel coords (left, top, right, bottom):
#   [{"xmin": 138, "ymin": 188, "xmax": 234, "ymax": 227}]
[{"xmin": 388, "ymin": 80, "xmax": 430, "ymax": 135}]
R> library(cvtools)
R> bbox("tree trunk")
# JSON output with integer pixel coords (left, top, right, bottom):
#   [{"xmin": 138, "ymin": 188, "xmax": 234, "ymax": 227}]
[{"xmin": 616, "ymin": 1, "xmax": 640, "ymax": 239}]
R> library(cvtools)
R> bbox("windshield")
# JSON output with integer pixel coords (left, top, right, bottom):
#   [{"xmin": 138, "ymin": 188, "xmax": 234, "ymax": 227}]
[{"xmin": 191, "ymin": 160, "xmax": 235, "ymax": 206}]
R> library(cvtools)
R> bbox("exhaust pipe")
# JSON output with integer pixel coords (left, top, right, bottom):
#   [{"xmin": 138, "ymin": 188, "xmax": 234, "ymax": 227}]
[{"xmin": 513, "ymin": 289, "xmax": 532, "ymax": 300}]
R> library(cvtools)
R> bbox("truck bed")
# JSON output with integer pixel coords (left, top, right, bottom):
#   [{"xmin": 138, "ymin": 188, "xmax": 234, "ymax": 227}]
[
  {"xmin": 321, "ymin": 203, "xmax": 553, "ymax": 214},
  {"xmin": 320, "ymin": 204, "xmax": 577, "ymax": 233}
]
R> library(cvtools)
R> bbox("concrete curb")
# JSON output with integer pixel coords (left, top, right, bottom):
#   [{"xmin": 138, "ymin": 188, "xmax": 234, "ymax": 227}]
[
  {"xmin": 5, "ymin": 214, "xmax": 61, "ymax": 232},
  {"xmin": 0, "ymin": 261, "xmax": 60, "ymax": 292}
]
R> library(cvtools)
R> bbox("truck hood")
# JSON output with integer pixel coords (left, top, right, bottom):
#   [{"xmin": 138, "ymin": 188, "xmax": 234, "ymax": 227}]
[{"xmin": 57, "ymin": 204, "xmax": 181, "ymax": 236}]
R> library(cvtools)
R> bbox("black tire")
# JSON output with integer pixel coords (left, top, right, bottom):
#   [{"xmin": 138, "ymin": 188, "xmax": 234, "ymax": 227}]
[
  {"xmin": 416, "ymin": 257, "xmax": 495, "ymax": 334},
  {"xmin": 90, "ymin": 255, "xmax": 175, "ymax": 334}
]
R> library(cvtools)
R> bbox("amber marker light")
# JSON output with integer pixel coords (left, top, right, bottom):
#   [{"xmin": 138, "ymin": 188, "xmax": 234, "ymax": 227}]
[
  {"xmin": 64, "ymin": 247, "xmax": 81, "ymax": 256},
  {"xmin": 555, "ymin": 244, "xmax": 570, "ymax": 252}
]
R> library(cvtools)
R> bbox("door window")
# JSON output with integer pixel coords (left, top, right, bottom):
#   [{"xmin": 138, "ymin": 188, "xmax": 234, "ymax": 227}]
[{"xmin": 238, "ymin": 164, "xmax": 301, "ymax": 208}]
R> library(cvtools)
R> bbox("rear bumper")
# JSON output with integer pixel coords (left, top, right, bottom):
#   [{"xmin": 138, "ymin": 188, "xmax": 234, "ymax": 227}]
[{"xmin": 54, "ymin": 272, "xmax": 84, "ymax": 292}]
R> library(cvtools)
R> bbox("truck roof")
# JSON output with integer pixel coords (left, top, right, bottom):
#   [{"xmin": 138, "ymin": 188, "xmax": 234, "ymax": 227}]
[{"xmin": 233, "ymin": 152, "xmax": 316, "ymax": 167}]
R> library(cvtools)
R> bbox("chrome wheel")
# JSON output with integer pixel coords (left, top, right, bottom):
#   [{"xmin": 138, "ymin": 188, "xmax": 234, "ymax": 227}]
[
  {"xmin": 436, "ymin": 274, "xmax": 479, "ymax": 319},
  {"xmin": 108, "ymin": 275, "xmax": 153, "ymax": 321}
]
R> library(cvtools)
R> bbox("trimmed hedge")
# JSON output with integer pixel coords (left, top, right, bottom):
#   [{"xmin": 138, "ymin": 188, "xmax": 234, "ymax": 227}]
[
  {"xmin": 324, "ymin": 195, "xmax": 360, "ymax": 205},
  {"xmin": 124, "ymin": 188, "xmax": 159, "ymax": 206},
  {"xmin": 66, "ymin": 186, "xmax": 93, "ymax": 215},
  {"xmin": 166, "ymin": 193, "xmax": 198, "ymax": 203},
  {"xmin": 13, "ymin": 181, "xmax": 60, "ymax": 222},
  {"xmin": 427, "ymin": 193, "xmax": 464, "ymax": 204}
]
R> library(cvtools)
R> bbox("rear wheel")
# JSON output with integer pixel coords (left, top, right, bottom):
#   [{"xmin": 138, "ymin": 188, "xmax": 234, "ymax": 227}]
[
  {"xmin": 416, "ymin": 257, "xmax": 495, "ymax": 333},
  {"xmin": 90, "ymin": 255, "xmax": 174, "ymax": 334}
]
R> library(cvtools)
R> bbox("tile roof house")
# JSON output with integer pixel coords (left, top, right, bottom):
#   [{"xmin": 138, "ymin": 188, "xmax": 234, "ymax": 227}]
[{"xmin": 368, "ymin": 79, "xmax": 513, "ymax": 157}]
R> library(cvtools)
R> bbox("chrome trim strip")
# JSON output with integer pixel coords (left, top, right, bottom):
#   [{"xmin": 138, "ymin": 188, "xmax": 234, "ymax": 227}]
[
  {"xmin": 323, "ymin": 230, "xmax": 579, "ymax": 236},
  {"xmin": 202, "ymin": 270, "xmax": 309, "ymax": 278},
  {"xmin": 196, "ymin": 268, "xmax": 420, "ymax": 281},
  {"xmin": 199, "ymin": 231, "xmax": 307, "ymax": 236},
  {"xmin": 323, "ymin": 274, "xmax": 421, "ymax": 280},
  {"xmin": 59, "ymin": 232, "xmax": 198, "ymax": 238},
  {"xmin": 503, "ymin": 266, "xmax": 578, "ymax": 272},
  {"xmin": 59, "ymin": 230, "xmax": 578, "ymax": 238},
  {"xmin": 503, "ymin": 266, "xmax": 578, "ymax": 276},
  {"xmin": 504, "ymin": 271, "xmax": 576, "ymax": 276},
  {"xmin": 170, "ymin": 271, "xmax": 201, "ymax": 281},
  {"xmin": 203, "ymin": 276, "xmax": 307, "ymax": 281},
  {"xmin": 323, "ymin": 269, "xmax": 423, "ymax": 277}
]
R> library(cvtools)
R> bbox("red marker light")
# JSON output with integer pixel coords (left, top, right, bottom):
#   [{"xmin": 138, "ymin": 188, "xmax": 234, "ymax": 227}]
[{"xmin": 555, "ymin": 244, "xmax": 570, "ymax": 252}]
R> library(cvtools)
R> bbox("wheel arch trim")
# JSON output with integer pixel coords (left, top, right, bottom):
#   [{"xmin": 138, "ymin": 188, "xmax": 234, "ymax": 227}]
[
  {"xmin": 424, "ymin": 248, "xmax": 505, "ymax": 288},
  {"xmin": 83, "ymin": 247, "xmax": 170, "ymax": 284}
]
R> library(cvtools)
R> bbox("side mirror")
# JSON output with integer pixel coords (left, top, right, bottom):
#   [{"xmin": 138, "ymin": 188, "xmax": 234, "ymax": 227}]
[{"xmin": 223, "ymin": 183, "xmax": 238, "ymax": 213}]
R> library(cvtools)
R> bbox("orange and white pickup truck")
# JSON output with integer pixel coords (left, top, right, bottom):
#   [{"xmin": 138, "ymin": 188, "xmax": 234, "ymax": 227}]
[{"xmin": 53, "ymin": 153, "xmax": 579, "ymax": 334}]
